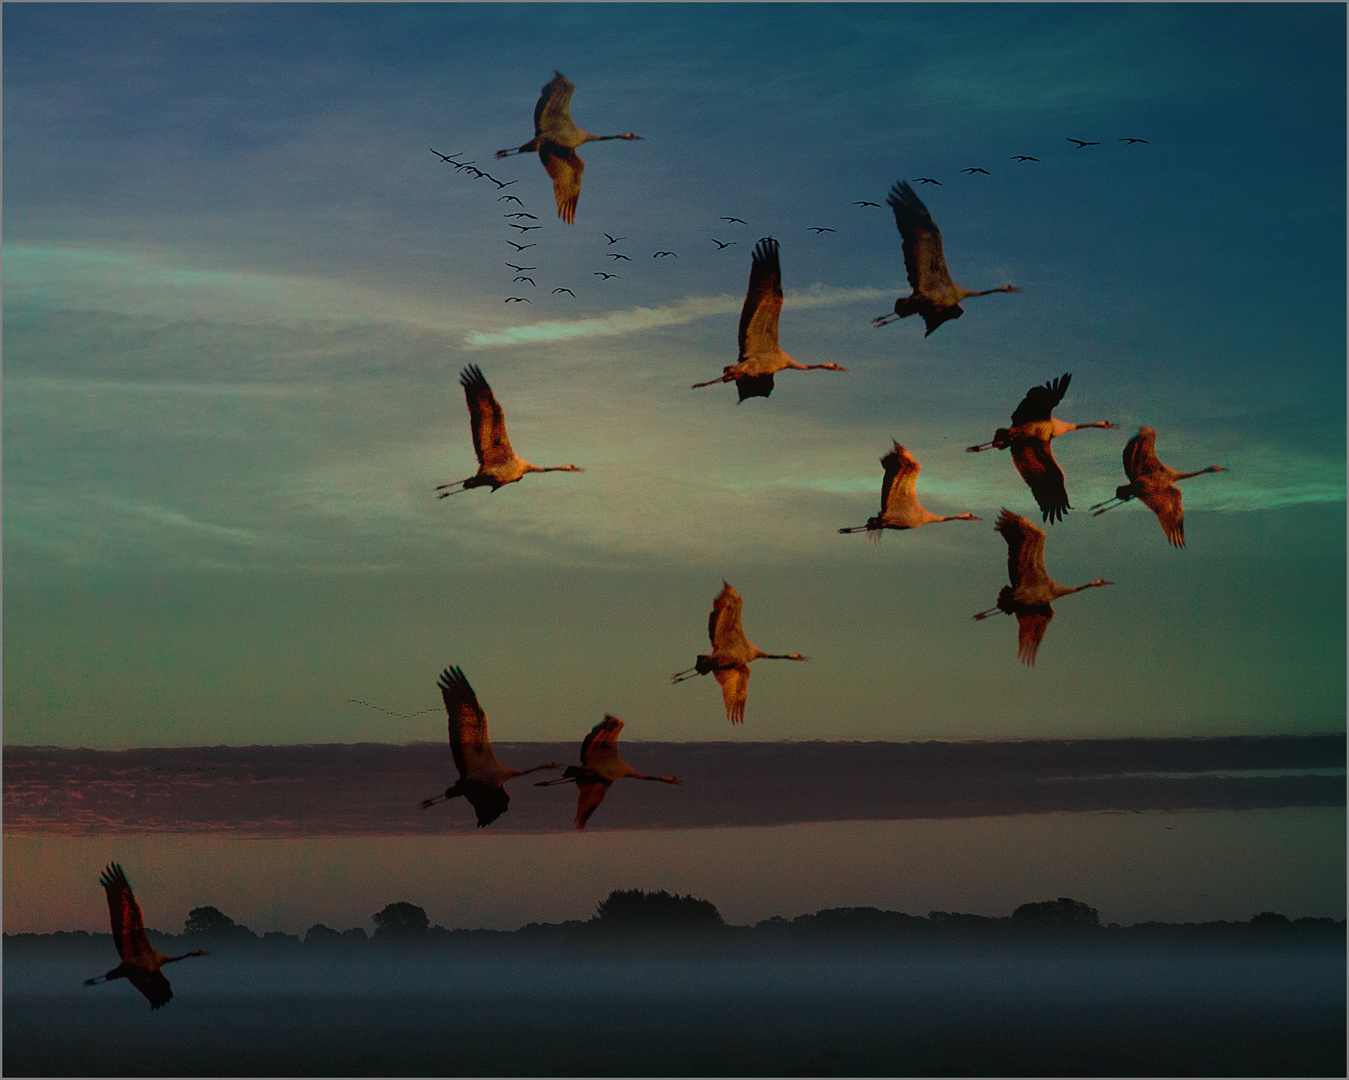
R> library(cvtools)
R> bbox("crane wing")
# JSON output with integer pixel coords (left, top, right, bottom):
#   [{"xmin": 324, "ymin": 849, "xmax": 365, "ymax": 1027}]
[
  {"xmin": 459, "ymin": 365, "xmax": 515, "ymax": 470},
  {"xmin": 994, "ymin": 509, "xmax": 1047, "ymax": 591},
  {"xmin": 539, "ymin": 143, "xmax": 583, "ymax": 225},
  {"xmin": 1138, "ymin": 484, "xmax": 1185, "ymax": 547},
  {"xmin": 534, "ymin": 71, "xmax": 575, "ymax": 136},
  {"xmin": 715, "ymin": 665, "xmax": 749, "ymax": 724},
  {"xmin": 438, "ymin": 666, "xmax": 505, "ymax": 779},
  {"xmin": 878, "ymin": 442, "xmax": 921, "ymax": 518},
  {"xmin": 574, "ymin": 777, "xmax": 613, "ymax": 829},
  {"xmin": 738, "ymin": 239, "xmax": 782, "ymax": 357},
  {"xmin": 464, "ymin": 782, "xmax": 511, "ymax": 828},
  {"xmin": 580, "ymin": 715, "xmax": 624, "ymax": 768},
  {"xmin": 1011, "ymin": 373, "xmax": 1071, "ymax": 425},
  {"xmin": 735, "ymin": 373, "xmax": 776, "ymax": 400},
  {"xmin": 1015, "ymin": 604, "xmax": 1054, "ymax": 667},
  {"xmin": 1123, "ymin": 426, "xmax": 1164, "ymax": 481},
  {"xmin": 1010, "ymin": 438, "xmax": 1070, "ymax": 524},
  {"xmin": 99, "ymin": 863, "xmax": 151, "ymax": 963},
  {"xmin": 886, "ymin": 181, "xmax": 955, "ymax": 295},
  {"xmin": 708, "ymin": 583, "xmax": 748, "ymax": 652},
  {"xmin": 128, "ymin": 968, "xmax": 174, "ymax": 1010}
]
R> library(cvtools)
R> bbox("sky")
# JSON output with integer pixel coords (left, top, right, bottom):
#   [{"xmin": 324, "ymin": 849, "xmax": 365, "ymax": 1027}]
[{"xmin": 3, "ymin": 3, "xmax": 1344, "ymax": 931}]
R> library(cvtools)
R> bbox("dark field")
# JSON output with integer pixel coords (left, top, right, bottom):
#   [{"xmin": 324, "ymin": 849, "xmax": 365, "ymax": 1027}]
[{"xmin": 6, "ymin": 943, "xmax": 1344, "ymax": 1076}]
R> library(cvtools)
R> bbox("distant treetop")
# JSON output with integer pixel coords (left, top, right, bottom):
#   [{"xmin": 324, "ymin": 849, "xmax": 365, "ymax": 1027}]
[
  {"xmin": 1012, "ymin": 897, "xmax": 1101, "ymax": 928},
  {"xmin": 372, "ymin": 902, "xmax": 430, "ymax": 937},
  {"xmin": 595, "ymin": 889, "xmax": 723, "ymax": 929}
]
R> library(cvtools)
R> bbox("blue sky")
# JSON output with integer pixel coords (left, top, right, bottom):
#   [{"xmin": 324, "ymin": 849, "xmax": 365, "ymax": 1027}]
[{"xmin": 5, "ymin": 3, "xmax": 1344, "ymax": 752}]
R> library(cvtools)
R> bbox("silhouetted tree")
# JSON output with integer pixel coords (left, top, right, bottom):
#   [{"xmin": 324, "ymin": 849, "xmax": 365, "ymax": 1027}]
[
  {"xmin": 304, "ymin": 924, "xmax": 342, "ymax": 946},
  {"xmin": 594, "ymin": 889, "xmax": 723, "ymax": 931},
  {"xmin": 184, "ymin": 905, "xmax": 236, "ymax": 934},
  {"xmin": 1012, "ymin": 897, "xmax": 1100, "ymax": 928},
  {"xmin": 341, "ymin": 927, "xmax": 368, "ymax": 943},
  {"xmin": 372, "ymin": 902, "xmax": 430, "ymax": 937},
  {"xmin": 1250, "ymin": 911, "xmax": 1292, "ymax": 933}
]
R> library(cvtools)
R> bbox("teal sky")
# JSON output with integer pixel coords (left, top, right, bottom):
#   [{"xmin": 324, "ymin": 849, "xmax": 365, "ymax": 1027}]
[{"xmin": 5, "ymin": 3, "xmax": 1345, "ymax": 751}]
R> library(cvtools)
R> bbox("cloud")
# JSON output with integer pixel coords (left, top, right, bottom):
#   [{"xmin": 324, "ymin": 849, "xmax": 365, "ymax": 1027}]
[
  {"xmin": 7, "ymin": 737, "xmax": 1341, "ymax": 838},
  {"xmin": 463, "ymin": 286, "xmax": 889, "ymax": 348}
]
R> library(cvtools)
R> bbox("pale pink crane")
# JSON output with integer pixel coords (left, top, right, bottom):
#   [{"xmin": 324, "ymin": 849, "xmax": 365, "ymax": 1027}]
[
  {"xmin": 873, "ymin": 180, "xmax": 1017, "ymax": 335},
  {"xmin": 1090, "ymin": 427, "xmax": 1225, "ymax": 547},
  {"xmin": 436, "ymin": 365, "xmax": 581, "ymax": 496},
  {"xmin": 536, "ymin": 715, "xmax": 682, "ymax": 829},
  {"xmin": 84, "ymin": 863, "xmax": 208, "ymax": 1010},
  {"xmin": 420, "ymin": 666, "xmax": 559, "ymax": 826},
  {"xmin": 967, "ymin": 372, "xmax": 1117, "ymax": 523},
  {"xmin": 496, "ymin": 71, "xmax": 643, "ymax": 225},
  {"xmin": 672, "ymin": 582, "xmax": 808, "ymax": 724},
  {"xmin": 974, "ymin": 509, "xmax": 1113, "ymax": 666},
  {"xmin": 839, "ymin": 441, "xmax": 981, "ymax": 537},
  {"xmin": 692, "ymin": 238, "xmax": 847, "ymax": 401}
]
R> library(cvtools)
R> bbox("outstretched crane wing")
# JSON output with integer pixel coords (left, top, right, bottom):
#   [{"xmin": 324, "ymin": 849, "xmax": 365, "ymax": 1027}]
[
  {"xmin": 715, "ymin": 666, "xmax": 749, "ymax": 724},
  {"xmin": 1011, "ymin": 373, "xmax": 1071, "ymax": 425},
  {"xmin": 994, "ymin": 509, "xmax": 1048, "ymax": 591},
  {"xmin": 738, "ymin": 239, "xmax": 783, "ymax": 357},
  {"xmin": 574, "ymin": 777, "xmax": 613, "ymax": 829},
  {"xmin": 1122, "ymin": 426, "xmax": 1163, "ymax": 481},
  {"xmin": 99, "ymin": 863, "xmax": 151, "ymax": 963},
  {"xmin": 539, "ymin": 143, "xmax": 584, "ymax": 225},
  {"xmin": 580, "ymin": 715, "xmax": 624, "ymax": 768},
  {"xmin": 1138, "ymin": 484, "xmax": 1186, "ymax": 547},
  {"xmin": 438, "ymin": 666, "xmax": 505, "ymax": 779},
  {"xmin": 886, "ymin": 182, "xmax": 955, "ymax": 295},
  {"xmin": 708, "ymin": 582, "xmax": 749, "ymax": 652},
  {"xmin": 1010, "ymin": 438, "xmax": 1070, "ymax": 524},
  {"xmin": 459, "ymin": 365, "xmax": 515, "ymax": 470},
  {"xmin": 1015, "ymin": 604, "xmax": 1054, "ymax": 667},
  {"xmin": 534, "ymin": 71, "xmax": 575, "ymax": 136},
  {"xmin": 878, "ymin": 442, "xmax": 922, "ymax": 518}
]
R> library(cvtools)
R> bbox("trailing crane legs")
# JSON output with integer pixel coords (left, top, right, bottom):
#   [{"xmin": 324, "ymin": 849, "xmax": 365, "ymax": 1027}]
[
  {"xmin": 1090, "ymin": 426, "xmax": 1225, "ymax": 547},
  {"xmin": 966, "ymin": 372, "xmax": 1116, "ymax": 523},
  {"xmin": 839, "ymin": 442, "xmax": 980, "ymax": 537},
  {"xmin": 974, "ymin": 510, "xmax": 1113, "ymax": 667},
  {"xmin": 692, "ymin": 238, "xmax": 847, "ymax": 401},
  {"xmin": 420, "ymin": 666, "xmax": 559, "ymax": 827},
  {"xmin": 496, "ymin": 71, "xmax": 643, "ymax": 225},
  {"xmin": 537, "ymin": 715, "xmax": 681, "ymax": 829},
  {"xmin": 672, "ymin": 582, "xmax": 808, "ymax": 724},
  {"xmin": 873, "ymin": 180, "xmax": 1017, "ymax": 336},
  {"xmin": 84, "ymin": 863, "xmax": 208, "ymax": 1010},
  {"xmin": 436, "ymin": 365, "xmax": 582, "ymax": 496}
]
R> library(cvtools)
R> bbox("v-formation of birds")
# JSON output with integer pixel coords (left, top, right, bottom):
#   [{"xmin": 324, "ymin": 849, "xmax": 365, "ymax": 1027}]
[{"xmin": 88, "ymin": 72, "xmax": 1212, "ymax": 1012}]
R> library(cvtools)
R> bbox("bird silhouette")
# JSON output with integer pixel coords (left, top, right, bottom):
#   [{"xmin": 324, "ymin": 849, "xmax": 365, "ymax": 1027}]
[
  {"xmin": 436, "ymin": 365, "xmax": 581, "ymax": 496},
  {"xmin": 961, "ymin": 167, "xmax": 990, "ymax": 175},
  {"xmin": 513, "ymin": 276, "xmax": 536, "ymax": 286},
  {"xmin": 504, "ymin": 212, "xmax": 539, "ymax": 220},
  {"xmin": 914, "ymin": 177, "xmax": 942, "ymax": 185},
  {"xmin": 839, "ymin": 442, "xmax": 980, "ymax": 537},
  {"xmin": 692, "ymin": 238, "xmax": 847, "ymax": 401},
  {"xmin": 672, "ymin": 582, "xmax": 808, "ymax": 724},
  {"xmin": 505, "ymin": 263, "xmax": 536, "ymax": 272},
  {"xmin": 721, "ymin": 216, "xmax": 748, "ymax": 224},
  {"xmin": 874, "ymin": 181, "xmax": 1017, "ymax": 336},
  {"xmin": 552, "ymin": 287, "xmax": 575, "ymax": 296},
  {"xmin": 607, "ymin": 253, "xmax": 631, "ymax": 261},
  {"xmin": 507, "ymin": 241, "xmax": 537, "ymax": 251},
  {"xmin": 1011, "ymin": 156, "xmax": 1040, "ymax": 162},
  {"xmin": 1090, "ymin": 427, "xmax": 1225, "ymax": 547},
  {"xmin": 496, "ymin": 71, "xmax": 643, "ymax": 225},
  {"xmin": 498, "ymin": 195, "xmax": 525, "ymax": 205},
  {"xmin": 974, "ymin": 510, "xmax": 1113, "ymax": 666},
  {"xmin": 1119, "ymin": 138, "xmax": 1149, "ymax": 144},
  {"xmin": 594, "ymin": 272, "xmax": 619, "ymax": 279},
  {"xmin": 420, "ymin": 667, "xmax": 559, "ymax": 825},
  {"xmin": 808, "ymin": 227, "xmax": 836, "ymax": 233},
  {"xmin": 84, "ymin": 864, "xmax": 208, "ymax": 1010},
  {"xmin": 536, "ymin": 716, "xmax": 681, "ymax": 829},
  {"xmin": 509, "ymin": 223, "xmax": 542, "ymax": 232},
  {"xmin": 712, "ymin": 238, "xmax": 736, "ymax": 249},
  {"xmin": 603, "ymin": 233, "xmax": 625, "ymax": 245},
  {"xmin": 503, "ymin": 297, "xmax": 532, "ymax": 303},
  {"xmin": 967, "ymin": 373, "xmax": 1116, "ymax": 523},
  {"xmin": 653, "ymin": 251, "xmax": 677, "ymax": 258},
  {"xmin": 491, "ymin": 178, "xmax": 519, "ymax": 188},
  {"xmin": 1067, "ymin": 138, "xmax": 1100, "ymax": 148},
  {"xmin": 853, "ymin": 200, "xmax": 882, "ymax": 207},
  {"xmin": 430, "ymin": 148, "xmax": 463, "ymax": 162}
]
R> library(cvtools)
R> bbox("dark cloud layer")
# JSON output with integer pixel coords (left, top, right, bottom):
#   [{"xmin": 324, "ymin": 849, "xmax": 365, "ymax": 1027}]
[{"xmin": 6, "ymin": 736, "xmax": 1342, "ymax": 837}]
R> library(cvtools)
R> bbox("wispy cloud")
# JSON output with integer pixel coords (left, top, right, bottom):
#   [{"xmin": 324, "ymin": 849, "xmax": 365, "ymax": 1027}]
[{"xmin": 464, "ymin": 287, "xmax": 888, "ymax": 348}]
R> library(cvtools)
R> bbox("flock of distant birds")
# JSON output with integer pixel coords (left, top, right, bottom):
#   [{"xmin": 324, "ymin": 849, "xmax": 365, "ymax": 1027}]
[{"xmin": 86, "ymin": 70, "xmax": 1218, "ymax": 1011}]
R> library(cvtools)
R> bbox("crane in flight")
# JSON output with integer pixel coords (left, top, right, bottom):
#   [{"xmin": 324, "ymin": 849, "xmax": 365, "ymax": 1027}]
[
  {"xmin": 1067, "ymin": 138, "xmax": 1100, "ymax": 148},
  {"xmin": 436, "ymin": 365, "xmax": 581, "ymax": 496},
  {"xmin": 84, "ymin": 864, "xmax": 208, "ymax": 1010},
  {"xmin": 537, "ymin": 716, "xmax": 681, "ymax": 829},
  {"xmin": 974, "ymin": 510, "xmax": 1113, "ymax": 666},
  {"xmin": 497, "ymin": 71, "xmax": 643, "ymax": 225},
  {"xmin": 1090, "ymin": 427, "xmax": 1225, "ymax": 547},
  {"xmin": 691, "ymin": 238, "xmax": 846, "ymax": 401},
  {"xmin": 967, "ymin": 372, "xmax": 1116, "ymax": 523},
  {"xmin": 839, "ymin": 442, "xmax": 980, "ymax": 537},
  {"xmin": 420, "ymin": 666, "xmax": 559, "ymax": 826},
  {"xmin": 672, "ymin": 582, "xmax": 808, "ymax": 724},
  {"xmin": 874, "ymin": 181, "xmax": 1016, "ymax": 336}
]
